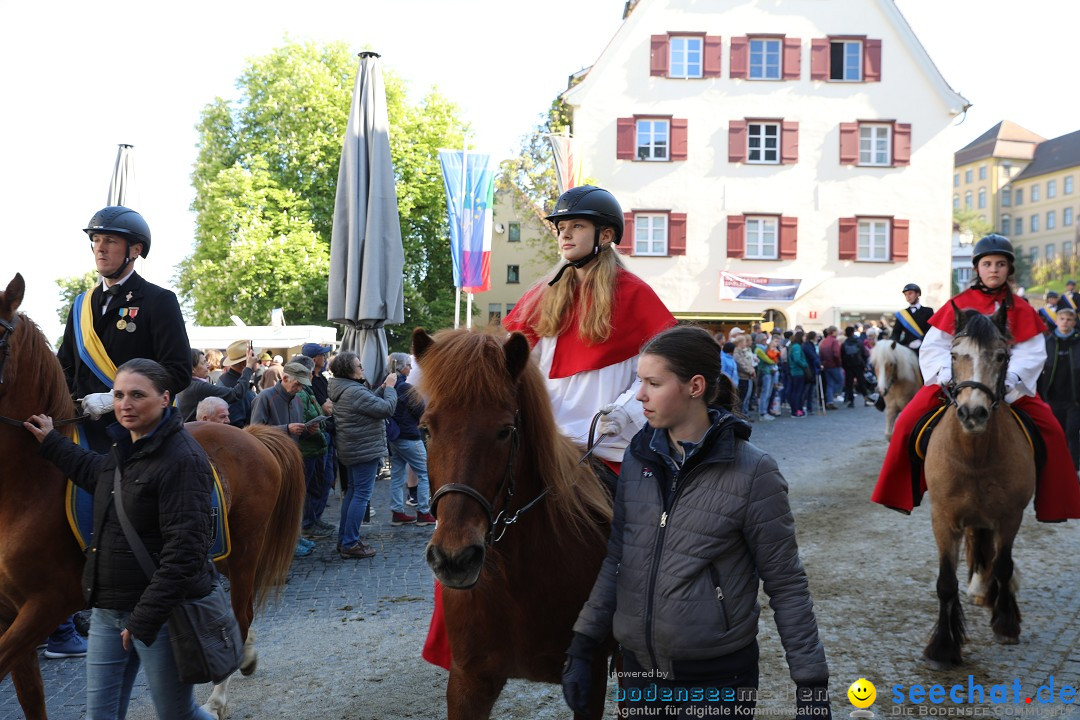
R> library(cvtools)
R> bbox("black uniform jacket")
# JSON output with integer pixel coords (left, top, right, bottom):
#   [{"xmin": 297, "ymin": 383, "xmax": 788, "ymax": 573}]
[{"xmin": 893, "ymin": 305, "xmax": 934, "ymax": 348}]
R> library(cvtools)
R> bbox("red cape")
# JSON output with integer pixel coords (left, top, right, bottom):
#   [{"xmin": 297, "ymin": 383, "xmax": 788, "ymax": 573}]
[
  {"xmin": 503, "ymin": 268, "xmax": 676, "ymax": 379},
  {"xmin": 929, "ymin": 287, "xmax": 1044, "ymax": 343}
]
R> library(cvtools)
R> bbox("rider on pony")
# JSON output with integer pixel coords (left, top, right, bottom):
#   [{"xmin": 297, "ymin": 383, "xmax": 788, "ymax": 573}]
[{"xmin": 872, "ymin": 234, "xmax": 1080, "ymax": 523}]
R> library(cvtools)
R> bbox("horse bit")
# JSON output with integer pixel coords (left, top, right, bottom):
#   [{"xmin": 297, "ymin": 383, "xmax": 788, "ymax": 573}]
[{"xmin": 0, "ymin": 313, "xmax": 87, "ymax": 430}]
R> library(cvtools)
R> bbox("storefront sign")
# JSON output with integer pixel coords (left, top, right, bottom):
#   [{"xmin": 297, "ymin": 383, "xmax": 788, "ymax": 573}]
[{"xmin": 719, "ymin": 272, "xmax": 801, "ymax": 302}]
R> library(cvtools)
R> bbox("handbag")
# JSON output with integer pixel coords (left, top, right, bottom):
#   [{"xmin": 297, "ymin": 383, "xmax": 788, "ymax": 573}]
[{"xmin": 113, "ymin": 467, "xmax": 243, "ymax": 685}]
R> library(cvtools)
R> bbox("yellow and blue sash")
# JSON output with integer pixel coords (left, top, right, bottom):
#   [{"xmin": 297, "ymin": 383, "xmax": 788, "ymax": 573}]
[
  {"xmin": 73, "ymin": 291, "xmax": 117, "ymax": 387},
  {"xmin": 1040, "ymin": 306, "xmax": 1057, "ymax": 326},
  {"xmin": 1065, "ymin": 293, "xmax": 1078, "ymax": 311},
  {"xmin": 894, "ymin": 309, "xmax": 925, "ymax": 339}
]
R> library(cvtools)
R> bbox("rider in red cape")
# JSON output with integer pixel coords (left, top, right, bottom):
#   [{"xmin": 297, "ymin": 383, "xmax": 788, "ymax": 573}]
[
  {"xmin": 422, "ymin": 186, "xmax": 675, "ymax": 670},
  {"xmin": 872, "ymin": 234, "xmax": 1080, "ymax": 522}
]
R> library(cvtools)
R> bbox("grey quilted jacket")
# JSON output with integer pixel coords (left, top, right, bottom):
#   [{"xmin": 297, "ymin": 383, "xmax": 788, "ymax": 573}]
[
  {"xmin": 329, "ymin": 377, "xmax": 397, "ymax": 465},
  {"xmin": 573, "ymin": 410, "xmax": 829, "ymax": 684}
]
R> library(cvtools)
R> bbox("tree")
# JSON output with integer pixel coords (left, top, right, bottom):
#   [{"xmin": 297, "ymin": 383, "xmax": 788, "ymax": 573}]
[
  {"xmin": 55, "ymin": 271, "xmax": 98, "ymax": 325},
  {"xmin": 953, "ymin": 208, "xmax": 992, "ymax": 242},
  {"xmin": 180, "ymin": 40, "xmax": 467, "ymax": 346}
]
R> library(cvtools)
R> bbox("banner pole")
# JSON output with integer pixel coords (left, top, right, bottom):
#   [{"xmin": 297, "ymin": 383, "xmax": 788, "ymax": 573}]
[{"xmin": 454, "ymin": 287, "xmax": 461, "ymax": 329}]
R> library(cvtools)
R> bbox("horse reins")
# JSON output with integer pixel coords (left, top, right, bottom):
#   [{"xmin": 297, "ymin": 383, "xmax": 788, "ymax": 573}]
[{"xmin": 0, "ymin": 313, "xmax": 88, "ymax": 429}]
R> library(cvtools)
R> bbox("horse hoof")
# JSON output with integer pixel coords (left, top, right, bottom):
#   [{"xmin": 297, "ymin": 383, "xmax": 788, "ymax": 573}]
[
  {"xmin": 993, "ymin": 632, "xmax": 1020, "ymax": 645},
  {"xmin": 240, "ymin": 653, "xmax": 257, "ymax": 676},
  {"xmin": 201, "ymin": 701, "xmax": 227, "ymax": 720},
  {"xmin": 921, "ymin": 655, "xmax": 958, "ymax": 672}
]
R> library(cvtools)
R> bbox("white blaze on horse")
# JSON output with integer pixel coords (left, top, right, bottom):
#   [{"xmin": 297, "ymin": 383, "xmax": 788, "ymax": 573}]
[{"xmin": 869, "ymin": 340, "xmax": 922, "ymax": 439}]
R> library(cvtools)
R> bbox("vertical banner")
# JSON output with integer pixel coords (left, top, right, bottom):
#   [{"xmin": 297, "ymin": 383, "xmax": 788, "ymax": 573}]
[
  {"xmin": 548, "ymin": 133, "xmax": 582, "ymax": 197},
  {"xmin": 439, "ymin": 150, "xmax": 496, "ymax": 292}
]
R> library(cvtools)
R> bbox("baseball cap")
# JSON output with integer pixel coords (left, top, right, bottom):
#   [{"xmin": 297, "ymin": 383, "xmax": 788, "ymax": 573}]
[{"xmin": 301, "ymin": 342, "xmax": 332, "ymax": 358}]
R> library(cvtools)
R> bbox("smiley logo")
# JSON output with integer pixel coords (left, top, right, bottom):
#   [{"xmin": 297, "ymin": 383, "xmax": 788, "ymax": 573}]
[{"xmin": 848, "ymin": 678, "xmax": 876, "ymax": 709}]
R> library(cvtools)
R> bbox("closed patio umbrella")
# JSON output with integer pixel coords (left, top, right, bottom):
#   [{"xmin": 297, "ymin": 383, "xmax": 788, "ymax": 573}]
[
  {"xmin": 327, "ymin": 52, "xmax": 405, "ymax": 384},
  {"xmin": 107, "ymin": 143, "xmax": 136, "ymax": 206}
]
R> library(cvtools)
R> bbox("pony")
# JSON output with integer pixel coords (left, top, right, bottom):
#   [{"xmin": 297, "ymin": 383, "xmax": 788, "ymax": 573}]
[
  {"xmin": 413, "ymin": 328, "xmax": 614, "ymax": 720},
  {"xmin": 869, "ymin": 340, "xmax": 923, "ymax": 439},
  {"xmin": 0, "ymin": 274, "xmax": 305, "ymax": 720},
  {"xmin": 921, "ymin": 304, "xmax": 1035, "ymax": 670}
]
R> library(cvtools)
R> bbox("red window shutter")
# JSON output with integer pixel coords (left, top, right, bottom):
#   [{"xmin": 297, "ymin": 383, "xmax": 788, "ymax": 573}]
[
  {"xmin": 779, "ymin": 216, "xmax": 798, "ymax": 259},
  {"xmin": 810, "ymin": 38, "xmax": 829, "ymax": 80},
  {"xmin": 727, "ymin": 216, "xmax": 746, "ymax": 258},
  {"xmin": 671, "ymin": 119, "xmax": 688, "ymax": 161},
  {"xmin": 893, "ymin": 123, "xmax": 912, "ymax": 166},
  {"xmin": 783, "ymin": 37, "xmax": 801, "ymax": 79},
  {"xmin": 728, "ymin": 120, "xmax": 747, "ymax": 163},
  {"xmin": 864, "ymin": 39, "xmax": 882, "ymax": 82},
  {"xmin": 669, "ymin": 213, "xmax": 687, "ymax": 256},
  {"xmin": 617, "ymin": 118, "xmax": 636, "ymax": 160},
  {"xmin": 892, "ymin": 218, "xmax": 910, "ymax": 261},
  {"xmin": 729, "ymin": 36, "xmax": 748, "ymax": 79},
  {"xmin": 781, "ymin": 121, "xmax": 799, "ymax": 164},
  {"xmin": 703, "ymin": 36, "xmax": 723, "ymax": 77},
  {"xmin": 838, "ymin": 217, "xmax": 858, "ymax": 260},
  {"xmin": 618, "ymin": 213, "xmax": 634, "ymax": 255},
  {"xmin": 651, "ymin": 35, "xmax": 670, "ymax": 77},
  {"xmin": 839, "ymin": 123, "xmax": 859, "ymax": 165}
]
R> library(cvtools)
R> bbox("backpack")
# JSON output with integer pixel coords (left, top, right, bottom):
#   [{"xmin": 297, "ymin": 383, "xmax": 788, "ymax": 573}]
[{"xmin": 842, "ymin": 338, "xmax": 863, "ymax": 359}]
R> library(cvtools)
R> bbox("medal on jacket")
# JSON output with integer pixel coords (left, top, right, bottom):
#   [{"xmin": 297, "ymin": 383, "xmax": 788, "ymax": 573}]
[
  {"xmin": 116, "ymin": 307, "xmax": 127, "ymax": 330},
  {"xmin": 117, "ymin": 307, "xmax": 139, "ymax": 333}
]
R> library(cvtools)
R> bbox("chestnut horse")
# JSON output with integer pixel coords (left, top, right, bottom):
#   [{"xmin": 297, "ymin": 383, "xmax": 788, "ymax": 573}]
[
  {"xmin": 0, "ymin": 274, "xmax": 305, "ymax": 719},
  {"xmin": 922, "ymin": 305, "xmax": 1034, "ymax": 670},
  {"xmin": 413, "ymin": 328, "xmax": 613, "ymax": 720},
  {"xmin": 869, "ymin": 340, "xmax": 923, "ymax": 439}
]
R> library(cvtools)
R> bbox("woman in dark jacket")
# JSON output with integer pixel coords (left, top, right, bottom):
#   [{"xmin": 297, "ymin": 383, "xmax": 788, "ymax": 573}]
[
  {"xmin": 562, "ymin": 327, "xmax": 830, "ymax": 719},
  {"xmin": 327, "ymin": 351, "xmax": 397, "ymax": 559},
  {"xmin": 25, "ymin": 358, "xmax": 215, "ymax": 720},
  {"xmin": 386, "ymin": 352, "xmax": 435, "ymax": 526}
]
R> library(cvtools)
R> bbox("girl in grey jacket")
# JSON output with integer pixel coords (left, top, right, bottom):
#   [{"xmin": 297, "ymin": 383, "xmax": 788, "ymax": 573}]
[{"xmin": 563, "ymin": 326, "xmax": 831, "ymax": 719}]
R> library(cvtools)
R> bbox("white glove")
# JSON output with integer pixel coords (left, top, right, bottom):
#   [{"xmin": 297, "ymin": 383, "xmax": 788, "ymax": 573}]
[
  {"xmin": 909, "ymin": 339, "xmax": 922, "ymax": 349},
  {"xmin": 597, "ymin": 404, "xmax": 631, "ymax": 438},
  {"xmin": 936, "ymin": 366, "xmax": 952, "ymax": 386},
  {"xmin": 81, "ymin": 392, "xmax": 115, "ymax": 420},
  {"xmin": 1004, "ymin": 372, "xmax": 1022, "ymax": 404}
]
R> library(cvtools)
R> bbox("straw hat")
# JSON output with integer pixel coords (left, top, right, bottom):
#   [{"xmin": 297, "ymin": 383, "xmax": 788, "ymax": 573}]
[{"xmin": 224, "ymin": 340, "xmax": 249, "ymax": 366}]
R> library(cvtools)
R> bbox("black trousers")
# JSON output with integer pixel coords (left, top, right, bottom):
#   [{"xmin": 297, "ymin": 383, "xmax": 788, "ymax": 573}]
[
  {"xmin": 1049, "ymin": 400, "xmax": 1080, "ymax": 470},
  {"xmin": 843, "ymin": 365, "xmax": 872, "ymax": 404}
]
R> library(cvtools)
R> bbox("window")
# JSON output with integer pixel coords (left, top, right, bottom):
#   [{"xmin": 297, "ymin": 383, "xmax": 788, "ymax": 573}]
[
  {"xmin": 1030, "ymin": 247, "xmax": 1038, "ymax": 264},
  {"xmin": 1031, "ymin": 214, "xmax": 1040, "ymax": 233},
  {"xmin": 1015, "ymin": 188, "xmax": 1023, "ymax": 205},
  {"xmin": 745, "ymin": 217, "xmax": 779, "ymax": 259},
  {"xmin": 859, "ymin": 125, "xmax": 891, "ymax": 166},
  {"xmin": 1002, "ymin": 188, "xmax": 1012, "ymax": 207},
  {"xmin": 506, "ymin": 265, "xmax": 520, "ymax": 284},
  {"xmin": 1046, "ymin": 244, "xmax": 1056, "ymax": 262},
  {"xmin": 1065, "ymin": 241, "xmax": 1074, "ymax": 257},
  {"xmin": 1067, "ymin": 176, "xmax": 1075, "ymax": 194},
  {"xmin": 1066, "ymin": 207, "xmax": 1075, "ymax": 226},
  {"xmin": 1000, "ymin": 214, "xmax": 1011, "ymax": 234},
  {"xmin": 978, "ymin": 188, "xmax": 986, "ymax": 209},
  {"xmin": 748, "ymin": 38, "xmax": 781, "ymax": 79},
  {"xmin": 979, "ymin": 164, "xmax": 987, "ymax": 180},
  {"xmin": 668, "ymin": 36, "xmax": 704, "ymax": 78},
  {"xmin": 488, "ymin": 304, "xmax": 502, "ymax": 324},
  {"xmin": 1048, "ymin": 179, "xmax": 1057, "ymax": 199},
  {"xmin": 634, "ymin": 214, "xmax": 669, "ymax": 256},
  {"xmin": 747, "ymin": 122, "xmax": 780, "ymax": 164},
  {"xmin": 857, "ymin": 219, "xmax": 890, "ymax": 262},
  {"xmin": 964, "ymin": 191, "xmax": 972, "ymax": 209},
  {"xmin": 652, "ymin": 34, "xmax": 722, "ymax": 78},
  {"xmin": 955, "ymin": 267, "xmax": 972, "ymax": 286},
  {"xmin": 1014, "ymin": 217, "xmax": 1023, "ymax": 235},
  {"xmin": 965, "ymin": 169, "xmax": 973, "ymax": 184},
  {"xmin": 1031, "ymin": 184, "xmax": 1040, "ymax": 202},
  {"xmin": 507, "ymin": 222, "xmax": 521, "ymax": 242},
  {"xmin": 1048, "ymin": 210, "xmax": 1057, "ymax": 230},
  {"xmin": 829, "ymin": 39, "xmax": 862, "ymax": 80},
  {"xmin": 953, "ymin": 195, "xmax": 960, "ymax": 210},
  {"xmin": 954, "ymin": 173, "xmax": 960, "ymax": 188},
  {"xmin": 636, "ymin": 119, "xmax": 669, "ymax": 161}
]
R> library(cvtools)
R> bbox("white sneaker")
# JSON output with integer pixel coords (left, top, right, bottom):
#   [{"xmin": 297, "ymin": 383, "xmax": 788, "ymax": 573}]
[{"xmin": 760, "ymin": 414, "xmax": 775, "ymax": 421}]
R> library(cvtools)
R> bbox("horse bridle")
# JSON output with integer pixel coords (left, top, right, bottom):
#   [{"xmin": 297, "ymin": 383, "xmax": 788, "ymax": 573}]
[
  {"xmin": 942, "ymin": 332, "xmax": 1006, "ymax": 410},
  {"xmin": 0, "ymin": 313, "xmax": 87, "ymax": 429}
]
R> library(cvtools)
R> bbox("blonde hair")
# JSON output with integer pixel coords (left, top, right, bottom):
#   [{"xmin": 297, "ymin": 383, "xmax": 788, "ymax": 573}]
[{"xmin": 518, "ymin": 246, "xmax": 624, "ymax": 344}]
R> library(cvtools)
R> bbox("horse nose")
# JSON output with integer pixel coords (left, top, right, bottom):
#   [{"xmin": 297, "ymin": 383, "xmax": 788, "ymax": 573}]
[
  {"xmin": 957, "ymin": 403, "xmax": 989, "ymax": 428},
  {"xmin": 426, "ymin": 542, "xmax": 485, "ymax": 588}
]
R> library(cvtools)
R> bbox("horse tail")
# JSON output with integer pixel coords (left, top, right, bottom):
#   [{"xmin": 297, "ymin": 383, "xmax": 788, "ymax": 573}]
[{"xmin": 243, "ymin": 424, "xmax": 305, "ymax": 611}]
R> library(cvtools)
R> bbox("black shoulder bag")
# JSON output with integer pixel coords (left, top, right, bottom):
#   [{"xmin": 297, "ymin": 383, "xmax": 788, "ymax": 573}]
[{"xmin": 112, "ymin": 467, "xmax": 243, "ymax": 685}]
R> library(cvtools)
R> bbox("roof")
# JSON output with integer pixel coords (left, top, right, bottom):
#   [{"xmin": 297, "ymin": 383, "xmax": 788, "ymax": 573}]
[
  {"xmin": 1012, "ymin": 129, "xmax": 1080, "ymax": 182},
  {"xmin": 954, "ymin": 120, "xmax": 1044, "ymax": 166}
]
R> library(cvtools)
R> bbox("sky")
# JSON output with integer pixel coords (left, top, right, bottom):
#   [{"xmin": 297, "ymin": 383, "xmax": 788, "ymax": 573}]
[{"xmin": 2, "ymin": 0, "xmax": 1077, "ymax": 344}]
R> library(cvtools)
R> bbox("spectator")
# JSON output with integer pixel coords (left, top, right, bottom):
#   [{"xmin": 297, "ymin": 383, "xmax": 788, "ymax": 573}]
[
  {"xmin": 206, "ymin": 349, "xmax": 225, "ymax": 384},
  {"xmin": 803, "ymin": 331, "xmax": 822, "ymax": 415},
  {"xmin": 196, "ymin": 396, "xmax": 231, "ymax": 424},
  {"xmin": 720, "ymin": 341, "xmax": 738, "ymax": 387},
  {"xmin": 1038, "ymin": 307, "xmax": 1080, "ymax": 469},
  {"xmin": 841, "ymin": 327, "xmax": 874, "ymax": 407},
  {"xmin": 292, "ymin": 357, "xmax": 331, "ymax": 542},
  {"xmin": 385, "ymin": 352, "xmax": 435, "ymax": 526},
  {"xmin": 732, "ymin": 335, "xmax": 756, "ymax": 418},
  {"xmin": 753, "ymin": 333, "xmax": 778, "ymax": 421},
  {"xmin": 1040, "ymin": 291, "xmax": 1060, "ymax": 334},
  {"xmin": 787, "ymin": 331, "xmax": 810, "ymax": 418},
  {"xmin": 218, "ymin": 340, "xmax": 258, "ymax": 427},
  {"xmin": 818, "ymin": 327, "xmax": 842, "ymax": 410},
  {"xmin": 1057, "ymin": 280, "xmax": 1080, "ymax": 312},
  {"xmin": 176, "ymin": 348, "xmax": 257, "ymax": 422},
  {"xmin": 260, "ymin": 354, "xmax": 285, "ymax": 391},
  {"xmin": 302, "ymin": 342, "xmax": 336, "ymax": 533}
]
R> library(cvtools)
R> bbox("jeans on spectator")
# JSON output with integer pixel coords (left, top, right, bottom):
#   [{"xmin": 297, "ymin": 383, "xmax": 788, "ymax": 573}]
[
  {"xmin": 389, "ymin": 438, "xmax": 431, "ymax": 514},
  {"xmin": 322, "ymin": 432, "xmax": 337, "ymax": 493},
  {"xmin": 86, "ymin": 607, "xmax": 213, "ymax": 720},
  {"xmin": 301, "ymin": 452, "xmax": 328, "ymax": 529},
  {"xmin": 788, "ymin": 374, "xmax": 806, "ymax": 414},
  {"xmin": 824, "ymin": 367, "xmax": 843, "ymax": 404},
  {"xmin": 738, "ymin": 378, "xmax": 754, "ymax": 416},
  {"xmin": 757, "ymin": 372, "xmax": 776, "ymax": 417},
  {"xmin": 339, "ymin": 459, "xmax": 380, "ymax": 549}
]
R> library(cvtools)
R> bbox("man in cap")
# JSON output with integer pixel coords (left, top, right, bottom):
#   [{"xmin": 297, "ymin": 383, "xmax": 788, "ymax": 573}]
[
  {"xmin": 196, "ymin": 396, "xmax": 232, "ymax": 424},
  {"xmin": 1058, "ymin": 280, "xmax": 1080, "ymax": 313},
  {"xmin": 50, "ymin": 205, "xmax": 191, "ymax": 659},
  {"xmin": 892, "ymin": 283, "xmax": 934, "ymax": 352},
  {"xmin": 1040, "ymin": 291, "xmax": 1060, "ymax": 333},
  {"xmin": 302, "ymin": 342, "xmax": 336, "ymax": 531},
  {"xmin": 218, "ymin": 339, "xmax": 258, "ymax": 427}
]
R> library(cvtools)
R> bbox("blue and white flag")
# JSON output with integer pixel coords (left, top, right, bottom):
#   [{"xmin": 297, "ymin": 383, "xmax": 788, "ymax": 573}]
[{"xmin": 439, "ymin": 150, "xmax": 496, "ymax": 291}]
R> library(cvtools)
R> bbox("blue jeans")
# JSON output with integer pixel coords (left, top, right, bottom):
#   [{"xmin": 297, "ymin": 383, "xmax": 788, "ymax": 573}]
[
  {"xmin": 338, "ymin": 459, "xmax": 380, "ymax": 548},
  {"xmin": 389, "ymin": 438, "xmax": 431, "ymax": 514},
  {"xmin": 738, "ymin": 378, "xmax": 754, "ymax": 416},
  {"xmin": 301, "ymin": 452, "xmax": 328, "ymax": 529},
  {"xmin": 824, "ymin": 367, "xmax": 843, "ymax": 404},
  {"xmin": 757, "ymin": 372, "xmax": 776, "ymax": 416},
  {"xmin": 86, "ymin": 607, "xmax": 213, "ymax": 720}
]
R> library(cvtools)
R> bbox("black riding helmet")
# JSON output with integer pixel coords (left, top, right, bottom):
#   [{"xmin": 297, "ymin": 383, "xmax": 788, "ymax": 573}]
[
  {"xmin": 902, "ymin": 283, "xmax": 921, "ymax": 294},
  {"xmin": 971, "ymin": 234, "xmax": 1015, "ymax": 267},
  {"xmin": 545, "ymin": 186, "xmax": 624, "ymax": 286},
  {"xmin": 84, "ymin": 206, "xmax": 152, "ymax": 258}
]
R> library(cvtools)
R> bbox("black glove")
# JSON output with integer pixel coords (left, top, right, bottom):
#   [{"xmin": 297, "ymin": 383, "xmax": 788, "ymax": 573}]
[
  {"xmin": 796, "ymin": 684, "xmax": 832, "ymax": 720},
  {"xmin": 562, "ymin": 632, "xmax": 600, "ymax": 716}
]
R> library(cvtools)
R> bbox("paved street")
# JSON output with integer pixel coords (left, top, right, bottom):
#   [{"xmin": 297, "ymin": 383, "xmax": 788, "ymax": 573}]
[{"xmin": 5, "ymin": 400, "xmax": 1080, "ymax": 719}]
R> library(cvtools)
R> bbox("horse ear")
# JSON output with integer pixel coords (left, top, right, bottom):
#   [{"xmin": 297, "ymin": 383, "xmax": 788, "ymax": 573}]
[
  {"xmin": 412, "ymin": 327, "xmax": 434, "ymax": 362},
  {"xmin": 991, "ymin": 300, "xmax": 1009, "ymax": 334},
  {"xmin": 504, "ymin": 332, "xmax": 531, "ymax": 381},
  {"xmin": 0, "ymin": 274, "xmax": 25, "ymax": 316},
  {"xmin": 951, "ymin": 300, "xmax": 966, "ymax": 334}
]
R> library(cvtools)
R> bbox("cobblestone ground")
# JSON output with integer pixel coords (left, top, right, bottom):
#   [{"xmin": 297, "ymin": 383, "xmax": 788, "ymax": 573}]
[{"xmin": 5, "ymin": 400, "xmax": 1080, "ymax": 719}]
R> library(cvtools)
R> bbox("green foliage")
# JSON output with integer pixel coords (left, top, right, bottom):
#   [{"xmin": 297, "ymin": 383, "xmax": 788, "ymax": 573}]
[
  {"xmin": 180, "ymin": 39, "xmax": 467, "ymax": 347},
  {"xmin": 953, "ymin": 209, "xmax": 992, "ymax": 241},
  {"xmin": 1031, "ymin": 253, "xmax": 1080, "ymax": 289},
  {"xmin": 55, "ymin": 271, "xmax": 98, "ymax": 324}
]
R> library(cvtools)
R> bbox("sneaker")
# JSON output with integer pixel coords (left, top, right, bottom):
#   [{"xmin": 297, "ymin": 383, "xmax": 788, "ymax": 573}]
[
  {"xmin": 314, "ymin": 519, "xmax": 336, "ymax": 533},
  {"xmin": 405, "ymin": 495, "xmax": 418, "ymax": 508},
  {"xmin": 864, "ymin": 398, "xmax": 876, "ymax": 406},
  {"xmin": 391, "ymin": 512, "xmax": 417, "ymax": 526},
  {"xmin": 760, "ymin": 414, "xmax": 775, "ymax": 422},
  {"xmin": 44, "ymin": 632, "xmax": 87, "ymax": 659},
  {"xmin": 294, "ymin": 540, "xmax": 314, "ymax": 558},
  {"xmin": 415, "ymin": 512, "xmax": 437, "ymax": 526},
  {"xmin": 792, "ymin": 410, "xmax": 806, "ymax": 418},
  {"xmin": 302, "ymin": 523, "xmax": 334, "ymax": 539},
  {"xmin": 340, "ymin": 543, "xmax": 376, "ymax": 559},
  {"xmin": 408, "ymin": 487, "xmax": 419, "ymax": 505},
  {"xmin": 825, "ymin": 403, "xmax": 838, "ymax": 410},
  {"xmin": 297, "ymin": 537, "xmax": 316, "ymax": 550}
]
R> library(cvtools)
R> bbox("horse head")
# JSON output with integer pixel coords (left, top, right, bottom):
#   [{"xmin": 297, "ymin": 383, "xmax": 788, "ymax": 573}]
[
  {"xmin": 0, "ymin": 274, "xmax": 25, "ymax": 385},
  {"xmin": 949, "ymin": 301, "xmax": 1011, "ymax": 433}
]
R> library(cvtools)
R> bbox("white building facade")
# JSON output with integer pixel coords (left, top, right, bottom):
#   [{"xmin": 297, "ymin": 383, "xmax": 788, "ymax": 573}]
[{"xmin": 563, "ymin": 0, "xmax": 968, "ymax": 330}]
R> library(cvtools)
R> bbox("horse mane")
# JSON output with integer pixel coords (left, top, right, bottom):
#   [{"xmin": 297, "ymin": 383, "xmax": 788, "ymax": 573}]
[
  {"xmin": 870, "ymin": 341, "xmax": 922, "ymax": 386},
  {"xmin": 6, "ymin": 313, "xmax": 75, "ymax": 424},
  {"xmin": 417, "ymin": 329, "xmax": 612, "ymax": 539},
  {"xmin": 957, "ymin": 309, "xmax": 1012, "ymax": 346}
]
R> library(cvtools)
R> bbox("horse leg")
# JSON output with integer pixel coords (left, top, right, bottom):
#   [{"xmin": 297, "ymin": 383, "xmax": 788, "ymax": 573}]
[
  {"xmin": 987, "ymin": 520, "xmax": 1023, "ymax": 644},
  {"xmin": 0, "ymin": 605, "xmax": 63, "ymax": 720},
  {"xmin": 923, "ymin": 521, "xmax": 966, "ymax": 670},
  {"xmin": 446, "ymin": 667, "xmax": 506, "ymax": 720},
  {"xmin": 202, "ymin": 675, "xmax": 232, "ymax": 720},
  {"xmin": 964, "ymin": 527, "xmax": 994, "ymax": 606},
  {"xmin": 8, "ymin": 647, "xmax": 47, "ymax": 720}
]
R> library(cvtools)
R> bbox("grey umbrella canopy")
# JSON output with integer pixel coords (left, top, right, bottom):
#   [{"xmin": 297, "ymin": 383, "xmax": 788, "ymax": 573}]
[
  {"xmin": 328, "ymin": 52, "xmax": 405, "ymax": 384},
  {"xmin": 107, "ymin": 144, "xmax": 135, "ymax": 206}
]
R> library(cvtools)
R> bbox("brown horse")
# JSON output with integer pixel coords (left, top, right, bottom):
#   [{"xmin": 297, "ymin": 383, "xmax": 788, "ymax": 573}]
[
  {"xmin": 0, "ymin": 274, "xmax": 305, "ymax": 719},
  {"xmin": 869, "ymin": 340, "xmax": 923, "ymax": 439},
  {"xmin": 413, "ymin": 328, "xmax": 613, "ymax": 720},
  {"xmin": 922, "ymin": 305, "xmax": 1034, "ymax": 670}
]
